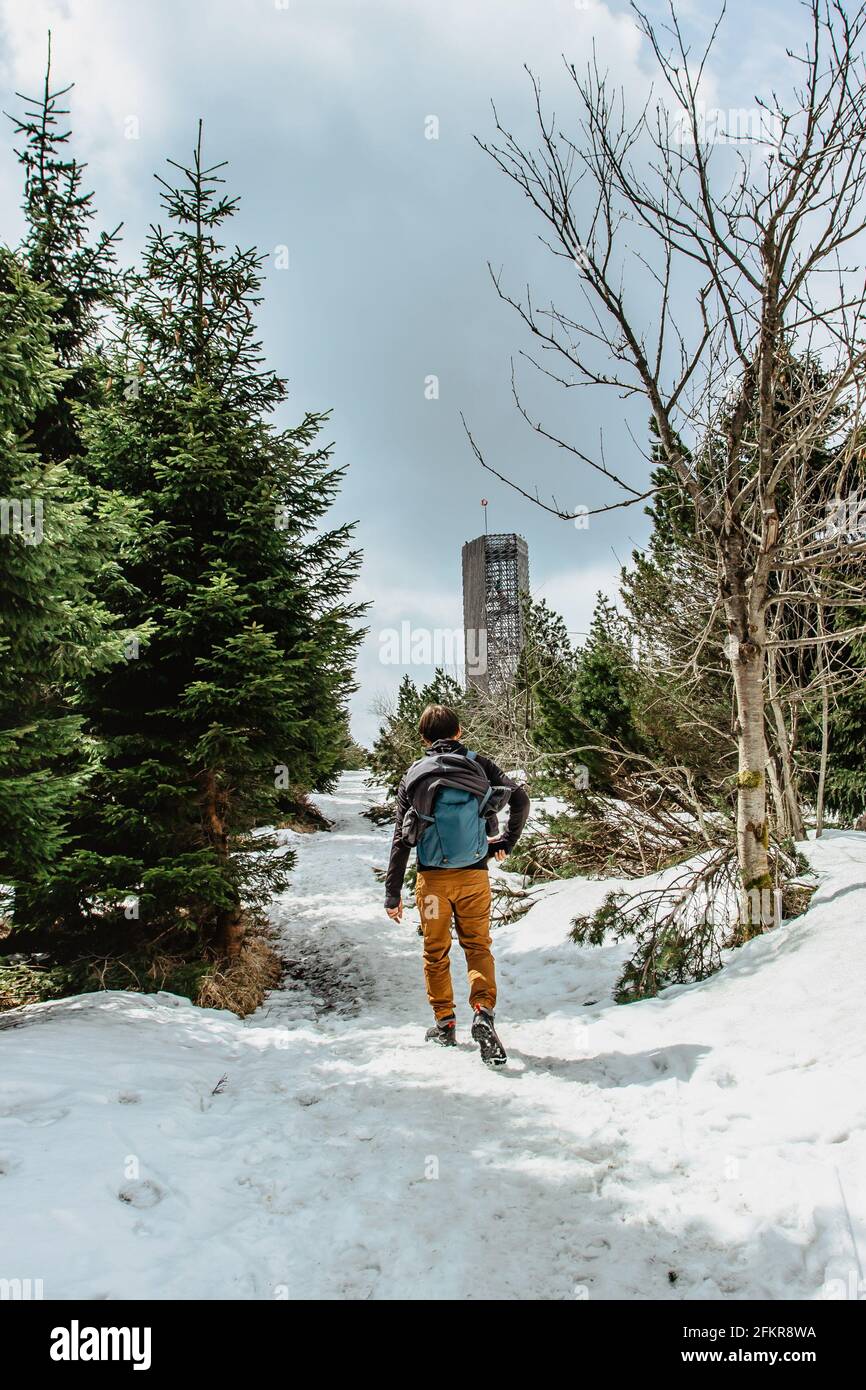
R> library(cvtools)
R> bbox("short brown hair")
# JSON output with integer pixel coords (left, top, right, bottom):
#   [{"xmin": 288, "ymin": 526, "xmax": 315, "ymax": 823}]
[{"xmin": 418, "ymin": 703, "xmax": 460, "ymax": 742}]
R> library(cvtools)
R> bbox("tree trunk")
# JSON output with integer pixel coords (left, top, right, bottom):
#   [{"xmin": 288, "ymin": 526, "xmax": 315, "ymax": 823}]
[
  {"xmin": 816, "ymin": 686, "xmax": 829, "ymax": 838},
  {"xmin": 815, "ymin": 603, "xmax": 830, "ymax": 838},
  {"xmin": 765, "ymin": 755, "xmax": 787, "ymax": 837},
  {"xmin": 217, "ymin": 907, "xmax": 245, "ymax": 959},
  {"xmin": 766, "ymin": 644, "xmax": 805, "ymax": 840},
  {"xmin": 199, "ymin": 769, "xmax": 245, "ymax": 958},
  {"xmin": 729, "ymin": 632, "xmax": 773, "ymax": 939}
]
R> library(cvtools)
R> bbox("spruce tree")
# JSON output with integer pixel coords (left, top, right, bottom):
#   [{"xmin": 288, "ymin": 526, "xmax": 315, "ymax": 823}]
[
  {"xmin": 514, "ymin": 597, "xmax": 581, "ymax": 736},
  {"xmin": 535, "ymin": 594, "xmax": 643, "ymax": 796},
  {"xmin": 0, "ymin": 247, "xmax": 127, "ymax": 924},
  {"xmin": 6, "ymin": 33, "xmax": 121, "ymax": 465},
  {"xmin": 815, "ymin": 644, "xmax": 866, "ymax": 822},
  {"xmin": 27, "ymin": 127, "xmax": 363, "ymax": 957}
]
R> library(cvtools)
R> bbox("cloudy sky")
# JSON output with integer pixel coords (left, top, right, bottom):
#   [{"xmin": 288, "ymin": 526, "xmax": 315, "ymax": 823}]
[{"xmin": 0, "ymin": 0, "xmax": 792, "ymax": 742}]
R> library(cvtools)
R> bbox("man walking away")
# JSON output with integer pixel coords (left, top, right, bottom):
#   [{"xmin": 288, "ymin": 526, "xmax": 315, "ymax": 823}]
[{"xmin": 383, "ymin": 703, "xmax": 530, "ymax": 1066}]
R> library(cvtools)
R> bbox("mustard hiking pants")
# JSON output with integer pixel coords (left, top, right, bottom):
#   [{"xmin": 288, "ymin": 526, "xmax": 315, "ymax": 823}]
[{"xmin": 415, "ymin": 867, "xmax": 496, "ymax": 1019}]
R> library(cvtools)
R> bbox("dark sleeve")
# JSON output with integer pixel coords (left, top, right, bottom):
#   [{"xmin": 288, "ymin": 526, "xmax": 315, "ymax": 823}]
[
  {"xmin": 477, "ymin": 756, "xmax": 530, "ymax": 853},
  {"xmin": 384, "ymin": 777, "xmax": 411, "ymax": 908}
]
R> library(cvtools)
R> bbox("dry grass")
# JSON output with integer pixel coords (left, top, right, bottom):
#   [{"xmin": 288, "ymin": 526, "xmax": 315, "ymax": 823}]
[
  {"xmin": 0, "ymin": 969, "xmax": 47, "ymax": 1010},
  {"xmin": 196, "ymin": 928, "xmax": 283, "ymax": 1017},
  {"xmin": 275, "ymin": 794, "xmax": 333, "ymax": 833},
  {"xmin": 781, "ymin": 880, "xmax": 818, "ymax": 919}
]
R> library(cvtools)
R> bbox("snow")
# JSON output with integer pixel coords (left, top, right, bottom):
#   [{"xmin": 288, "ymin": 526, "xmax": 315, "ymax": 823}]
[{"xmin": 2, "ymin": 772, "xmax": 866, "ymax": 1300}]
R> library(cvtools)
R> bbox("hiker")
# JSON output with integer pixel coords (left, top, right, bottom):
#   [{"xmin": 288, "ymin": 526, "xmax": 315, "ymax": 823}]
[{"xmin": 384, "ymin": 703, "xmax": 530, "ymax": 1066}]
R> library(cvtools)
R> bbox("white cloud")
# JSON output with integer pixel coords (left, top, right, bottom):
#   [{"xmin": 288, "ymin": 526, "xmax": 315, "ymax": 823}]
[
  {"xmin": 531, "ymin": 561, "xmax": 622, "ymax": 642},
  {"xmin": 0, "ymin": 0, "xmax": 167, "ymax": 185}
]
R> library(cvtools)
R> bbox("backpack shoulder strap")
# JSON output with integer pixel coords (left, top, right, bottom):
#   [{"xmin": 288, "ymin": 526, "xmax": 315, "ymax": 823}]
[{"xmin": 456, "ymin": 751, "xmax": 493, "ymax": 815}]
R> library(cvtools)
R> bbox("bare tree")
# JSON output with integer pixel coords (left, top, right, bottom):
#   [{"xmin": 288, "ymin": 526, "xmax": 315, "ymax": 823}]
[{"xmin": 469, "ymin": 0, "xmax": 866, "ymax": 921}]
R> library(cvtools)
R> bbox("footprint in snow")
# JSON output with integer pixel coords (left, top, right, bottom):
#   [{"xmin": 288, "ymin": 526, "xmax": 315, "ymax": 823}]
[
  {"xmin": 21, "ymin": 1106, "xmax": 69, "ymax": 1127},
  {"xmin": 118, "ymin": 1179, "xmax": 163, "ymax": 1209},
  {"xmin": 116, "ymin": 1091, "xmax": 141, "ymax": 1105}
]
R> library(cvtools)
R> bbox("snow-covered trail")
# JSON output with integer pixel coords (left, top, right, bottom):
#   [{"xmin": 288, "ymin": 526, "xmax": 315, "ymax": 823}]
[{"xmin": 3, "ymin": 772, "xmax": 866, "ymax": 1301}]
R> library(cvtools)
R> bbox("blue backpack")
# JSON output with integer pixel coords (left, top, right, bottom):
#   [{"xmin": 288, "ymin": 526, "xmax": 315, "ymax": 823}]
[
  {"xmin": 417, "ymin": 752, "xmax": 492, "ymax": 867},
  {"xmin": 402, "ymin": 750, "xmax": 502, "ymax": 868}
]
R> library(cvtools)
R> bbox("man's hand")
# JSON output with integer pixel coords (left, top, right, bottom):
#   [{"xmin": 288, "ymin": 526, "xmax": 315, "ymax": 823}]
[
  {"xmin": 488, "ymin": 838, "xmax": 508, "ymax": 863},
  {"xmin": 385, "ymin": 900, "xmax": 403, "ymax": 922}
]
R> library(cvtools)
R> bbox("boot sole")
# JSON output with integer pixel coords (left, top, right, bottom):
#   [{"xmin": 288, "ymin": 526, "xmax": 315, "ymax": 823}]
[{"xmin": 471, "ymin": 1016, "xmax": 507, "ymax": 1067}]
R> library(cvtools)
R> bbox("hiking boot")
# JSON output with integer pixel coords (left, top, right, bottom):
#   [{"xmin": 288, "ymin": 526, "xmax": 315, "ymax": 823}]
[
  {"xmin": 471, "ymin": 1006, "xmax": 507, "ymax": 1067},
  {"xmin": 425, "ymin": 1015, "xmax": 457, "ymax": 1046}
]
